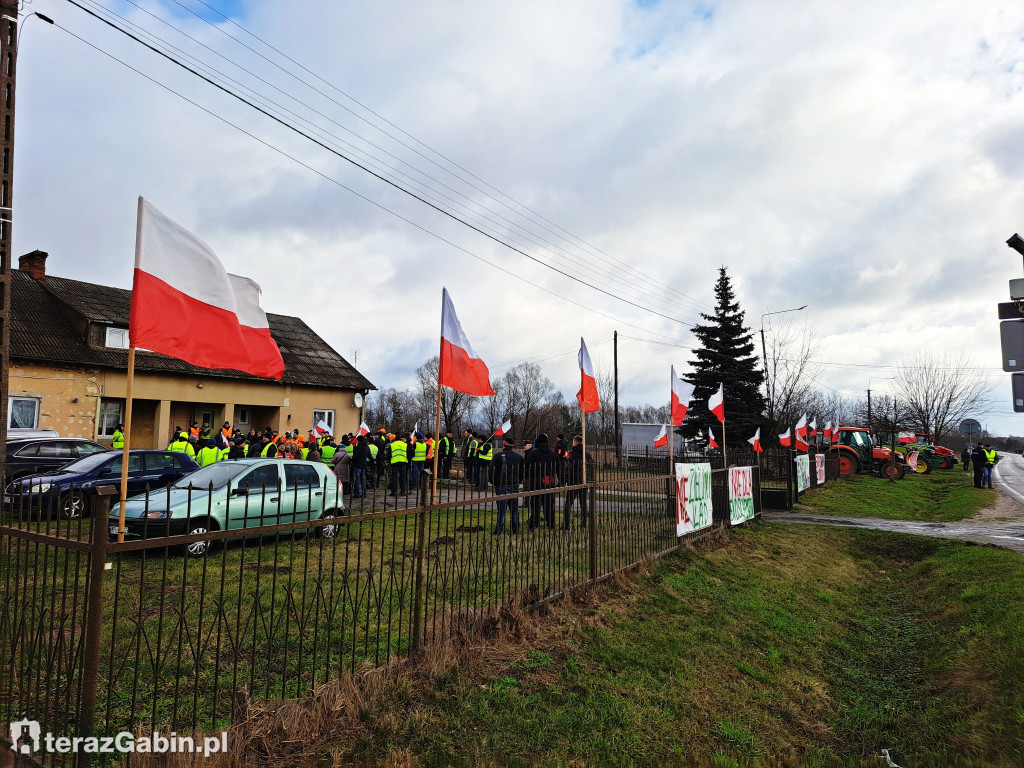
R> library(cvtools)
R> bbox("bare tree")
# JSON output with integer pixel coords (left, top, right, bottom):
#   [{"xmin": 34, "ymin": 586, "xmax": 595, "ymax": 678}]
[
  {"xmin": 502, "ymin": 362, "xmax": 554, "ymax": 441},
  {"xmin": 893, "ymin": 350, "xmax": 992, "ymax": 444},
  {"xmin": 364, "ymin": 387, "xmax": 417, "ymax": 434},
  {"xmin": 762, "ymin": 317, "xmax": 823, "ymax": 429},
  {"xmin": 414, "ymin": 357, "xmax": 475, "ymax": 435}
]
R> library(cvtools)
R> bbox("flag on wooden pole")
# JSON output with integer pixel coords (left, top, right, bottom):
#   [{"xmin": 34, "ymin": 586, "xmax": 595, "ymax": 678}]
[
  {"xmin": 779, "ymin": 428, "xmax": 792, "ymax": 447},
  {"xmin": 671, "ymin": 366, "xmax": 695, "ymax": 425},
  {"xmin": 748, "ymin": 428, "xmax": 763, "ymax": 453},
  {"xmin": 129, "ymin": 198, "xmax": 284, "ymax": 379},
  {"xmin": 495, "ymin": 419, "xmax": 512, "ymax": 436},
  {"xmin": 707, "ymin": 383, "xmax": 724, "ymax": 423},
  {"xmin": 708, "ymin": 430, "xmax": 720, "ymax": 449},
  {"xmin": 440, "ymin": 288, "xmax": 495, "ymax": 396},
  {"xmin": 653, "ymin": 424, "xmax": 668, "ymax": 449},
  {"xmin": 577, "ymin": 338, "xmax": 601, "ymax": 413}
]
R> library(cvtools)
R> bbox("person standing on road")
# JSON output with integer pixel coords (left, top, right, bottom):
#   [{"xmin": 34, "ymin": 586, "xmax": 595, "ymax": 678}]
[
  {"xmin": 982, "ymin": 444, "xmax": 997, "ymax": 489},
  {"xmin": 491, "ymin": 438, "xmax": 524, "ymax": 534},
  {"xmin": 563, "ymin": 436, "xmax": 592, "ymax": 529},
  {"xmin": 961, "ymin": 447, "xmax": 971, "ymax": 473},
  {"xmin": 438, "ymin": 429, "xmax": 456, "ymax": 481},
  {"xmin": 524, "ymin": 433, "xmax": 560, "ymax": 530},
  {"xmin": 971, "ymin": 444, "xmax": 985, "ymax": 488}
]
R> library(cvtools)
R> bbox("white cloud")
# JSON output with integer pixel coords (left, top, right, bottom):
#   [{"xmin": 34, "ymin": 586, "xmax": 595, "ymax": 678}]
[{"xmin": 12, "ymin": 0, "xmax": 1024, "ymax": 433}]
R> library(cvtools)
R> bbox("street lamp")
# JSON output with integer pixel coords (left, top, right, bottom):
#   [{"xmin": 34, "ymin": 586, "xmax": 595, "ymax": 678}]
[{"xmin": 760, "ymin": 305, "xmax": 808, "ymax": 420}]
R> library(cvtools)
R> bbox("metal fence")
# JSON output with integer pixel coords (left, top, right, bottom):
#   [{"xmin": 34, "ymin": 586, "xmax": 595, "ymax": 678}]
[{"xmin": 1, "ymin": 451, "xmax": 762, "ymax": 764}]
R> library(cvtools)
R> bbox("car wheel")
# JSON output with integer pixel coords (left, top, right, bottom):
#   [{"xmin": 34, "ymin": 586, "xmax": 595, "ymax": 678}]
[
  {"xmin": 319, "ymin": 510, "xmax": 340, "ymax": 539},
  {"xmin": 184, "ymin": 520, "xmax": 213, "ymax": 557},
  {"xmin": 58, "ymin": 490, "xmax": 89, "ymax": 520}
]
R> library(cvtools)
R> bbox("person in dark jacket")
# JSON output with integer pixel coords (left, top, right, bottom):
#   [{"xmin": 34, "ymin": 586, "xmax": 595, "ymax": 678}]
[
  {"xmin": 351, "ymin": 435, "xmax": 371, "ymax": 498},
  {"xmin": 524, "ymin": 433, "xmax": 560, "ymax": 530},
  {"xmin": 554, "ymin": 433, "xmax": 570, "ymax": 485},
  {"xmin": 971, "ymin": 444, "xmax": 985, "ymax": 488},
  {"xmin": 438, "ymin": 429, "xmax": 456, "ymax": 482},
  {"xmin": 228, "ymin": 438, "xmax": 248, "ymax": 460},
  {"xmin": 491, "ymin": 438, "xmax": 524, "ymax": 534},
  {"xmin": 563, "ymin": 436, "xmax": 592, "ymax": 529},
  {"xmin": 960, "ymin": 447, "xmax": 970, "ymax": 473}
]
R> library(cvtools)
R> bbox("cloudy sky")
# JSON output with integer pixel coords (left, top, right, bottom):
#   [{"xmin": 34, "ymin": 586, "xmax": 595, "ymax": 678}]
[{"xmin": 12, "ymin": 0, "xmax": 1024, "ymax": 434}]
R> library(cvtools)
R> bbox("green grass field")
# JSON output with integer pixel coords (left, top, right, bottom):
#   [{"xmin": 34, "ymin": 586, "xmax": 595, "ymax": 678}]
[
  {"xmin": 320, "ymin": 523, "xmax": 1024, "ymax": 768},
  {"xmin": 792, "ymin": 469, "xmax": 994, "ymax": 522}
]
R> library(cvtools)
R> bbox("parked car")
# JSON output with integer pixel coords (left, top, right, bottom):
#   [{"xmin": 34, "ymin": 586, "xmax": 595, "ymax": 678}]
[
  {"xmin": 4, "ymin": 450, "xmax": 200, "ymax": 520},
  {"xmin": 109, "ymin": 459, "xmax": 345, "ymax": 556},
  {"xmin": 7, "ymin": 428, "xmax": 60, "ymax": 440},
  {"xmin": 4, "ymin": 437, "xmax": 110, "ymax": 482}
]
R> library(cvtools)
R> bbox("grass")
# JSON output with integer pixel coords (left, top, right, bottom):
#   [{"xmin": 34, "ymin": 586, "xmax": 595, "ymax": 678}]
[
  {"xmin": 242, "ymin": 522, "xmax": 1024, "ymax": 768},
  {"xmin": 793, "ymin": 468, "xmax": 994, "ymax": 521}
]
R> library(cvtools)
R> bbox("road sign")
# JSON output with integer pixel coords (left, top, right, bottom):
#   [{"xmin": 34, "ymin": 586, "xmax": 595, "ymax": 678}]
[
  {"xmin": 1013, "ymin": 375, "xmax": 1024, "ymax": 413},
  {"xmin": 998, "ymin": 301, "xmax": 1024, "ymax": 320},
  {"xmin": 959, "ymin": 418, "xmax": 981, "ymax": 437},
  {"xmin": 1000, "ymin": 319, "xmax": 1024, "ymax": 370}
]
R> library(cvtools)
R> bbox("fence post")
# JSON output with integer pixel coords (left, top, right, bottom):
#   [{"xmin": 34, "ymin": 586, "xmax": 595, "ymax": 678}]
[
  {"xmin": 588, "ymin": 481, "xmax": 597, "ymax": 583},
  {"xmin": 77, "ymin": 507, "xmax": 108, "ymax": 767},
  {"xmin": 410, "ymin": 469, "xmax": 431, "ymax": 653}
]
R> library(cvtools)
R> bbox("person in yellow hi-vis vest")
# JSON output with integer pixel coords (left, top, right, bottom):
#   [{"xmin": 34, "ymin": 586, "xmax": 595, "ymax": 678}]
[{"xmin": 111, "ymin": 424, "xmax": 125, "ymax": 450}]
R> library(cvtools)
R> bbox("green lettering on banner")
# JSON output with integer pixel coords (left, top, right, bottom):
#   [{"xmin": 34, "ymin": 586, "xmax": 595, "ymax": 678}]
[
  {"xmin": 676, "ymin": 462, "xmax": 713, "ymax": 535},
  {"xmin": 729, "ymin": 466, "xmax": 755, "ymax": 524},
  {"xmin": 795, "ymin": 455, "xmax": 811, "ymax": 493}
]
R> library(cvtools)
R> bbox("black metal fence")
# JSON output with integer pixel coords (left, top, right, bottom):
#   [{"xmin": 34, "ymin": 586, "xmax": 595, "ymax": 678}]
[{"xmin": 1, "ymin": 451, "xmax": 764, "ymax": 764}]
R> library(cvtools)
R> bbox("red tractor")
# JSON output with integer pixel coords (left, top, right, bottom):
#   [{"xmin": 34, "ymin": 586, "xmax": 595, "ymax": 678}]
[{"xmin": 826, "ymin": 427, "xmax": 907, "ymax": 479}]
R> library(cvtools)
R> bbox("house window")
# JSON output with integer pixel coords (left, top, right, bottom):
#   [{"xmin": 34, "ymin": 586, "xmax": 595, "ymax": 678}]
[
  {"xmin": 8, "ymin": 397, "xmax": 40, "ymax": 429},
  {"xmin": 97, "ymin": 400, "xmax": 124, "ymax": 438},
  {"xmin": 313, "ymin": 409, "xmax": 335, "ymax": 435},
  {"xmin": 105, "ymin": 327, "xmax": 129, "ymax": 349},
  {"xmin": 237, "ymin": 408, "xmax": 249, "ymax": 425}
]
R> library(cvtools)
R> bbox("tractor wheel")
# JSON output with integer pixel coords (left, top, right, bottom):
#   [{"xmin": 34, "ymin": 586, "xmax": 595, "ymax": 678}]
[
  {"xmin": 879, "ymin": 463, "xmax": 898, "ymax": 480},
  {"xmin": 914, "ymin": 459, "xmax": 932, "ymax": 475},
  {"xmin": 836, "ymin": 451, "xmax": 859, "ymax": 477},
  {"xmin": 939, "ymin": 456, "xmax": 954, "ymax": 470}
]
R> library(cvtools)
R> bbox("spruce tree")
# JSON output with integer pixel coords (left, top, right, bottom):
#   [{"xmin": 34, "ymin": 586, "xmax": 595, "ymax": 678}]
[{"xmin": 683, "ymin": 267, "xmax": 764, "ymax": 444}]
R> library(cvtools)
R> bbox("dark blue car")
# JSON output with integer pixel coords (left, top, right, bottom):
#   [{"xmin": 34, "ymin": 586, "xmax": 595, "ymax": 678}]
[{"xmin": 3, "ymin": 450, "xmax": 200, "ymax": 520}]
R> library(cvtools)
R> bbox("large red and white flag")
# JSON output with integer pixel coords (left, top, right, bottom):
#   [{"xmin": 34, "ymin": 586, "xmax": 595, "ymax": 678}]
[
  {"xmin": 708, "ymin": 430, "xmax": 720, "ymax": 449},
  {"xmin": 314, "ymin": 419, "xmax": 332, "ymax": 436},
  {"xmin": 653, "ymin": 424, "xmax": 668, "ymax": 449},
  {"xmin": 440, "ymin": 288, "xmax": 495, "ymax": 396},
  {"xmin": 707, "ymin": 383, "xmax": 725, "ymax": 424},
  {"xmin": 833, "ymin": 422, "xmax": 841, "ymax": 443},
  {"xmin": 495, "ymin": 419, "xmax": 512, "ymax": 436},
  {"xmin": 795, "ymin": 413, "xmax": 808, "ymax": 440},
  {"xmin": 671, "ymin": 366, "xmax": 695, "ymax": 426},
  {"xmin": 808, "ymin": 418, "xmax": 817, "ymax": 438},
  {"xmin": 778, "ymin": 428, "xmax": 792, "ymax": 447},
  {"xmin": 357, "ymin": 421, "xmax": 370, "ymax": 437},
  {"xmin": 129, "ymin": 198, "xmax": 284, "ymax": 379},
  {"xmin": 748, "ymin": 428, "xmax": 763, "ymax": 453},
  {"xmin": 577, "ymin": 337, "xmax": 601, "ymax": 413},
  {"xmin": 823, "ymin": 421, "xmax": 833, "ymax": 440}
]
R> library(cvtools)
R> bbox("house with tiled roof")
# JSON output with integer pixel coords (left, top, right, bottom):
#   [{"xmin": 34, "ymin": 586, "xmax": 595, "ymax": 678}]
[{"xmin": 9, "ymin": 251, "xmax": 374, "ymax": 448}]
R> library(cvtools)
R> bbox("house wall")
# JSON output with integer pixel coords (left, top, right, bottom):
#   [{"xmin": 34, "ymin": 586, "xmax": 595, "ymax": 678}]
[{"xmin": 10, "ymin": 361, "xmax": 365, "ymax": 448}]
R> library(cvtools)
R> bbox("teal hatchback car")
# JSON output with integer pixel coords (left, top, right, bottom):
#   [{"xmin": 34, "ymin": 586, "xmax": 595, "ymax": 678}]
[{"xmin": 109, "ymin": 458, "xmax": 344, "ymax": 556}]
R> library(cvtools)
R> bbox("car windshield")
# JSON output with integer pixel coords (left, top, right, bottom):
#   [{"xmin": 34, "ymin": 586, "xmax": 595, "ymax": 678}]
[
  {"xmin": 51, "ymin": 452, "xmax": 116, "ymax": 474},
  {"xmin": 172, "ymin": 463, "xmax": 248, "ymax": 491}
]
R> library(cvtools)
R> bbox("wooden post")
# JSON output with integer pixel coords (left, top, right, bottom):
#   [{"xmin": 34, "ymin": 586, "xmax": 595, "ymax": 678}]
[{"xmin": 115, "ymin": 347, "xmax": 136, "ymax": 543}]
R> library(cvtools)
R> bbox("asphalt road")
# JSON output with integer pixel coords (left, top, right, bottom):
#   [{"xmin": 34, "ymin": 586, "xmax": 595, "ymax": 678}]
[{"xmin": 762, "ymin": 458, "xmax": 1024, "ymax": 554}]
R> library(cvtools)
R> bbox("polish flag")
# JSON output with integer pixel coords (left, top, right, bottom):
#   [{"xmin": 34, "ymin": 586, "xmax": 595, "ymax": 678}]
[
  {"xmin": 795, "ymin": 413, "xmax": 808, "ymax": 441},
  {"xmin": 833, "ymin": 423, "xmax": 841, "ymax": 443},
  {"xmin": 577, "ymin": 338, "xmax": 601, "ymax": 413},
  {"xmin": 495, "ymin": 419, "xmax": 512, "ymax": 436},
  {"xmin": 823, "ymin": 421, "xmax": 833, "ymax": 440},
  {"xmin": 708, "ymin": 431, "xmax": 720, "ymax": 449},
  {"xmin": 440, "ymin": 288, "xmax": 495, "ymax": 396},
  {"xmin": 778, "ymin": 428, "xmax": 792, "ymax": 447},
  {"xmin": 314, "ymin": 419, "xmax": 332, "ymax": 436},
  {"xmin": 748, "ymin": 428, "xmax": 763, "ymax": 453},
  {"xmin": 357, "ymin": 421, "xmax": 370, "ymax": 437},
  {"xmin": 653, "ymin": 424, "xmax": 668, "ymax": 449},
  {"xmin": 671, "ymin": 366, "xmax": 695, "ymax": 426},
  {"xmin": 129, "ymin": 198, "xmax": 284, "ymax": 379},
  {"xmin": 808, "ymin": 418, "xmax": 817, "ymax": 438},
  {"xmin": 707, "ymin": 384, "xmax": 725, "ymax": 423}
]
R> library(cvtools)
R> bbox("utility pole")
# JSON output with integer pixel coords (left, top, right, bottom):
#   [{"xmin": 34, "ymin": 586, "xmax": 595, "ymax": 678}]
[
  {"xmin": 613, "ymin": 331, "xmax": 619, "ymax": 464},
  {"xmin": 866, "ymin": 389, "xmax": 872, "ymax": 434},
  {"xmin": 0, "ymin": 0, "xmax": 19, "ymax": 480}
]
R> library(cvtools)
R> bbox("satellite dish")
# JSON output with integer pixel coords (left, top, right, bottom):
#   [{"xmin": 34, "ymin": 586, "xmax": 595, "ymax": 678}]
[
  {"xmin": 354, "ymin": 393, "xmax": 363, "ymax": 408},
  {"xmin": 959, "ymin": 418, "xmax": 981, "ymax": 437}
]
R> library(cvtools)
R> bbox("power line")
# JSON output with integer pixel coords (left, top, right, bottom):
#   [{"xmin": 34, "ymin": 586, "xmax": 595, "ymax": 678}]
[
  {"xmin": 158, "ymin": 0, "xmax": 715, "ymax": 316},
  {"xmin": 48, "ymin": 15, "xmax": 695, "ymax": 350},
  {"xmin": 61, "ymin": 0, "xmax": 705, "ymax": 328},
  {"xmin": 74, "ymin": 0, "xmax": 706, "ymax": 324}
]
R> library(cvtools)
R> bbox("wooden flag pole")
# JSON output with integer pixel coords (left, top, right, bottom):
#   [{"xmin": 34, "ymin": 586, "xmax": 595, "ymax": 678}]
[
  {"xmin": 668, "ymin": 371, "xmax": 674, "ymax": 478},
  {"xmin": 581, "ymin": 404, "xmax": 587, "ymax": 485},
  {"xmin": 722, "ymin": 417, "xmax": 728, "ymax": 470},
  {"xmin": 431, "ymin": 324, "xmax": 443, "ymax": 506},
  {"xmin": 116, "ymin": 347, "xmax": 136, "ymax": 544}
]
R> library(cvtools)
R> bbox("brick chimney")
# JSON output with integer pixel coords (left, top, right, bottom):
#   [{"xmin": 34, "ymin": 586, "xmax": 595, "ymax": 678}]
[{"xmin": 18, "ymin": 250, "xmax": 47, "ymax": 280}]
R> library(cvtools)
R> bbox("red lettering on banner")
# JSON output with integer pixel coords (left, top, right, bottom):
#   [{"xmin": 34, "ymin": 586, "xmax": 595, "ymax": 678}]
[{"xmin": 677, "ymin": 475, "xmax": 690, "ymax": 525}]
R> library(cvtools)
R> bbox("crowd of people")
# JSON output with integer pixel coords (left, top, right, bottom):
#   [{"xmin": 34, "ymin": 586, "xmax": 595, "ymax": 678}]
[{"xmin": 133, "ymin": 420, "xmax": 596, "ymax": 535}]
